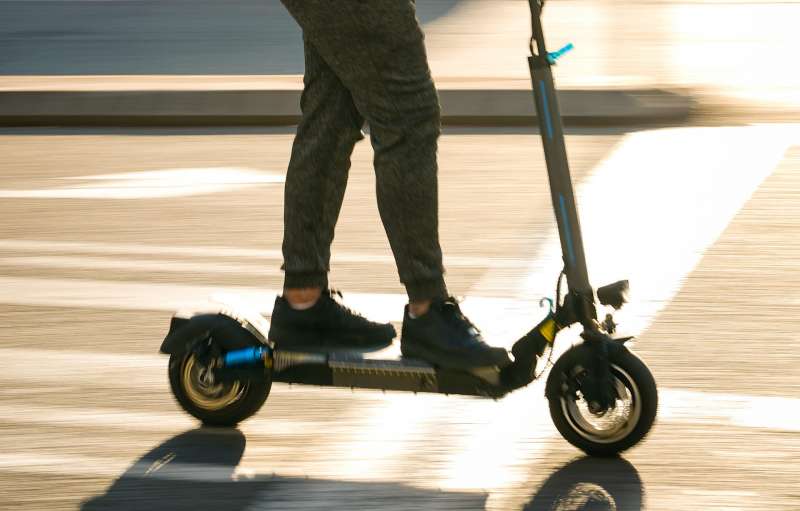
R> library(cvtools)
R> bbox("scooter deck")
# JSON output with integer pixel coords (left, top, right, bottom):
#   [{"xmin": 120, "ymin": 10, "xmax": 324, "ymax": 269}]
[
  {"xmin": 270, "ymin": 350, "xmax": 509, "ymax": 399},
  {"xmin": 187, "ymin": 298, "xmax": 511, "ymax": 398}
]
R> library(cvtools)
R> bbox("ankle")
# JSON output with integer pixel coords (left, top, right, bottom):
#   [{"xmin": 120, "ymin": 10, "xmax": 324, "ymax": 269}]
[
  {"xmin": 284, "ymin": 287, "xmax": 323, "ymax": 310},
  {"xmin": 408, "ymin": 300, "xmax": 432, "ymax": 318}
]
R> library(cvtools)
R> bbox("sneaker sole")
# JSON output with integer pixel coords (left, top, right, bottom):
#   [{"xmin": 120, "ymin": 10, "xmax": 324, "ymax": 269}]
[
  {"xmin": 269, "ymin": 325, "xmax": 395, "ymax": 353},
  {"xmin": 400, "ymin": 340, "xmax": 511, "ymax": 370}
]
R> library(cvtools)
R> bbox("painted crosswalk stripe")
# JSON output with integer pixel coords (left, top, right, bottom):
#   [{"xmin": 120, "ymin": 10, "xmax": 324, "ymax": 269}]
[
  {"xmin": 0, "ymin": 238, "xmax": 528, "ymax": 269},
  {"xmin": 0, "ymin": 400, "xmax": 353, "ymax": 439},
  {"xmin": 0, "ymin": 347, "xmax": 386, "ymax": 405},
  {"xmin": 458, "ymin": 125, "xmax": 796, "ymax": 346},
  {"xmin": 573, "ymin": 125, "xmax": 795, "ymax": 336},
  {"xmin": 0, "ymin": 167, "xmax": 285, "ymax": 199},
  {"xmin": 513, "ymin": 124, "xmax": 795, "ymax": 334},
  {"xmin": 1, "ymin": 125, "xmax": 798, "ymax": 492},
  {"xmin": 658, "ymin": 389, "xmax": 800, "ymax": 432},
  {"xmin": 3, "ymin": 341, "xmax": 796, "ymax": 438},
  {"xmin": 0, "ymin": 452, "xmax": 256, "ymax": 482},
  {"xmin": 434, "ymin": 382, "xmax": 554, "ymax": 491},
  {"xmin": 0, "ymin": 385, "xmax": 797, "ymax": 483},
  {"xmin": 332, "ymin": 392, "xmax": 454, "ymax": 482},
  {"xmin": 0, "ymin": 255, "xmax": 284, "ymax": 276},
  {"xmin": 0, "ymin": 276, "xmax": 522, "ymax": 326},
  {"xmin": 0, "ymin": 372, "xmax": 795, "ymax": 436},
  {"xmin": 430, "ymin": 124, "xmax": 798, "ymax": 492}
]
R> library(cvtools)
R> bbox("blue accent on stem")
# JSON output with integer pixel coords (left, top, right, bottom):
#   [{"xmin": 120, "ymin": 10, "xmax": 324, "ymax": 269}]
[
  {"xmin": 558, "ymin": 194, "xmax": 576, "ymax": 266},
  {"xmin": 223, "ymin": 346, "xmax": 266, "ymax": 367},
  {"xmin": 547, "ymin": 43, "xmax": 575, "ymax": 64},
  {"xmin": 539, "ymin": 81, "xmax": 553, "ymax": 140}
]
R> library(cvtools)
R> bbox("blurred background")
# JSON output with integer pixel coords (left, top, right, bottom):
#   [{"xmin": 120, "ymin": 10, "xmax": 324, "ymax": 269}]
[
  {"xmin": 2, "ymin": 0, "xmax": 799, "ymax": 109},
  {"xmin": 1, "ymin": 1, "xmax": 799, "ymax": 510}
]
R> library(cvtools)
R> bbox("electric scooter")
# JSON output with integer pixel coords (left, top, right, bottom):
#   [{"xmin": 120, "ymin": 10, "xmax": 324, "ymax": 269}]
[{"xmin": 159, "ymin": 0, "xmax": 658, "ymax": 457}]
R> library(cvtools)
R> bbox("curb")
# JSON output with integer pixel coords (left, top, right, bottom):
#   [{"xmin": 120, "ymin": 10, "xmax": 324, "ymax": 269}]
[{"xmin": 0, "ymin": 80, "xmax": 693, "ymax": 127}]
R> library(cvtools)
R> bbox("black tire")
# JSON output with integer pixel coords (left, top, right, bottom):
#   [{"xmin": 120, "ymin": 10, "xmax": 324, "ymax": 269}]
[
  {"xmin": 546, "ymin": 343, "xmax": 657, "ymax": 456},
  {"xmin": 167, "ymin": 317, "xmax": 271, "ymax": 427}
]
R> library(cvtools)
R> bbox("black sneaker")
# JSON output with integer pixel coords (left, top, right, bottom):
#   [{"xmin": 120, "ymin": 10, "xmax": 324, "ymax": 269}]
[
  {"xmin": 400, "ymin": 298, "xmax": 511, "ymax": 370},
  {"xmin": 268, "ymin": 289, "xmax": 396, "ymax": 352}
]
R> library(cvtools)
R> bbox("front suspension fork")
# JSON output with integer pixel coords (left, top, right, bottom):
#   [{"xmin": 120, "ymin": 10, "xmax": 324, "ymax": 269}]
[{"xmin": 528, "ymin": 0, "xmax": 618, "ymax": 407}]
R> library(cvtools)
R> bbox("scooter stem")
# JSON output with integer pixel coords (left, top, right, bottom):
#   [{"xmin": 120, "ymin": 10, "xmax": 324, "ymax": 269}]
[{"xmin": 528, "ymin": 0, "xmax": 597, "ymax": 325}]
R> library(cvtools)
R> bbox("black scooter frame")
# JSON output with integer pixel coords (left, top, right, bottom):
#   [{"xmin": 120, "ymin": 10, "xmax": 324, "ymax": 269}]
[{"xmin": 528, "ymin": 0, "xmax": 596, "ymax": 325}]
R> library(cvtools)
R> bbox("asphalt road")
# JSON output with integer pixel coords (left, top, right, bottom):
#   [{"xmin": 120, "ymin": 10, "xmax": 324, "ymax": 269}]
[{"xmin": 1, "ymin": 124, "xmax": 799, "ymax": 510}]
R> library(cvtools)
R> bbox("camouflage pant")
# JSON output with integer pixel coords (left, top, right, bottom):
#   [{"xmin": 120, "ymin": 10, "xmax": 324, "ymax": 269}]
[{"xmin": 279, "ymin": 0, "xmax": 448, "ymax": 301}]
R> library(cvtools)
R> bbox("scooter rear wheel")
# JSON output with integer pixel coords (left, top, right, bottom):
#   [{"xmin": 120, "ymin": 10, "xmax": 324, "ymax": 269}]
[
  {"xmin": 166, "ymin": 316, "xmax": 272, "ymax": 427},
  {"xmin": 169, "ymin": 351, "xmax": 271, "ymax": 427},
  {"xmin": 546, "ymin": 343, "xmax": 657, "ymax": 456}
]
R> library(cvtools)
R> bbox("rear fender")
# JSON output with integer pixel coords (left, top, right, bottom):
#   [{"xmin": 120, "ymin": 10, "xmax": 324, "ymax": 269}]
[
  {"xmin": 159, "ymin": 313, "xmax": 266, "ymax": 355},
  {"xmin": 160, "ymin": 294, "xmax": 273, "ymax": 355}
]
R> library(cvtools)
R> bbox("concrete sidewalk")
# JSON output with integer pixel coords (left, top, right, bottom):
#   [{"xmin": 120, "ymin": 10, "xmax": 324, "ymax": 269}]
[
  {"xmin": 0, "ymin": 75, "xmax": 693, "ymax": 127},
  {"xmin": 3, "ymin": 0, "xmax": 796, "ymax": 126}
]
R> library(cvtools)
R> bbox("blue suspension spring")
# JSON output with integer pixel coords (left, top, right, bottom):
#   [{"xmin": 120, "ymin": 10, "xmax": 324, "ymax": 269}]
[{"xmin": 223, "ymin": 346, "xmax": 269, "ymax": 367}]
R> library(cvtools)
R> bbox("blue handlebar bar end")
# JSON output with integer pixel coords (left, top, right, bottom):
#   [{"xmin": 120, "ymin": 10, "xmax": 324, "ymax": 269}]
[{"xmin": 547, "ymin": 42, "xmax": 575, "ymax": 64}]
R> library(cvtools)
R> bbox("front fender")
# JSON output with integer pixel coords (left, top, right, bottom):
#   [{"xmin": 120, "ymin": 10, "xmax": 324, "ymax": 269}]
[{"xmin": 544, "ymin": 340, "xmax": 630, "ymax": 401}]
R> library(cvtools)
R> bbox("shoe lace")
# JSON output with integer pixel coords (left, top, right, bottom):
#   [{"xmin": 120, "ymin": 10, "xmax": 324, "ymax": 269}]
[
  {"xmin": 440, "ymin": 297, "xmax": 482, "ymax": 337},
  {"xmin": 327, "ymin": 288, "xmax": 368, "ymax": 322}
]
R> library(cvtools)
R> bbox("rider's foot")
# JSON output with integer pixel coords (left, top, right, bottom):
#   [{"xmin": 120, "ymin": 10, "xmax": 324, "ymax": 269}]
[
  {"xmin": 268, "ymin": 289, "xmax": 396, "ymax": 352},
  {"xmin": 400, "ymin": 298, "xmax": 511, "ymax": 370}
]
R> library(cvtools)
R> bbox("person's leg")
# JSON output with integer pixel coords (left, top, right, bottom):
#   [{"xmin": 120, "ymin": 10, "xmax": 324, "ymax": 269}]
[
  {"xmin": 278, "ymin": 1, "xmax": 512, "ymax": 369},
  {"xmin": 281, "ymin": 34, "xmax": 365, "ymax": 305},
  {"xmin": 272, "ymin": 13, "xmax": 398, "ymax": 351},
  {"xmin": 350, "ymin": 5, "xmax": 446, "ymax": 306},
  {"xmin": 280, "ymin": 0, "xmax": 446, "ymax": 309}
]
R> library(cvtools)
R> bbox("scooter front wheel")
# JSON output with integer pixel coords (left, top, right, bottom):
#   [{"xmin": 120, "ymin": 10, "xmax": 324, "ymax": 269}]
[{"xmin": 546, "ymin": 343, "xmax": 657, "ymax": 456}]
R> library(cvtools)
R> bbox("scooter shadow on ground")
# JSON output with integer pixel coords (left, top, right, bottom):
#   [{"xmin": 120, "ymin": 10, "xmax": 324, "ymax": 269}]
[
  {"xmin": 523, "ymin": 456, "xmax": 643, "ymax": 511},
  {"xmin": 81, "ymin": 428, "xmax": 643, "ymax": 511},
  {"xmin": 80, "ymin": 427, "xmax": 486, "ymax": 511}
]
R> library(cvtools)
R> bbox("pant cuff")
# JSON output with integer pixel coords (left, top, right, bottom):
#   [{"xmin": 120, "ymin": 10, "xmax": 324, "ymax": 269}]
[
  {"xmin": 405, "ymin": 277, "xmax": 448, "ymax": 302},
  {"xmin": 284, "ymin": 271, "xmax": 328, "ymax": 290}
]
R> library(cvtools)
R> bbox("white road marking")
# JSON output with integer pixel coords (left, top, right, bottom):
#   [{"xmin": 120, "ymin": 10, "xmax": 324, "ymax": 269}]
[
  {"xmin": 0, "ymin": 167, "xmax": 284, "ymax": 199},
  {"xmin": 436, "ymin": 124, "xmax": 797, "ymax": 495},
  {"xmin": 0, "ymin": 238, "xmax": 528, "ymax": 269},
  {"xmin": 0, "ymin": 367, "xmax": 797, "ymax": 482},
  {"xmin": 0, "ymin": 452, "xmax": 137, "ymax": 479},
  {"xmin": 0, "ymin": 452, "xmax": 253, "ymax": 483},
  {"xmin": 333, "ymin": 392, "xmax": 452, "ymax": 482},
  {"xmin": 0, "ymin": 348, "xmax": 167, "ymax": 390},
  {"xmin": 465, "ymin": 125, "xmax": 796, "ymax": 345},
  {"xmin": 0, "ymin": 276, "xmax": 522, "ymax": 324},
  {"xmin": 0, "ymin": 400, "xmax": 342, "ymax": 440},
  {"xmin": 1, "ymin": 125, "xmax": 797, "ymax": 491},
  {"xmin": 0, "ymin": 255, "xmax": 284, "ymax": 276},
  {"xmin": 0, "ymin": 347, "xmax": 381, "ymax": 406},
  {"xmin": 573, "ymin": 125, "xmax": 796, "ymax": 336},
  {"xmin": 659, "ymin": 388, "xmax": 800, "ymax": 432},
  {"xmin": 0, "ymin": 275, "xmax": 512, "ymax": 486},
  {"xmin": 0, "ymin": 401, "xmax": 195, "ymax": 432},
  {"xmin": 0, "ymin": 346, "xmax": 794, "ymax": 434},
  {"xmin": 515, "ymin": 125, "xmax": 795, "ymax": 336},
  {"xmin": 0, "ymin": 343, "xmax": 797, "ymax": 488},
  {"xmin": 435, "ymin": 382, "xmax": 554, "ymax": 491}
]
